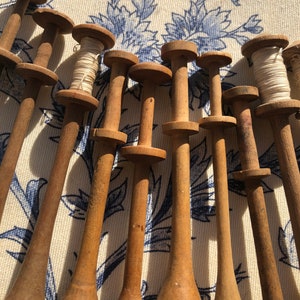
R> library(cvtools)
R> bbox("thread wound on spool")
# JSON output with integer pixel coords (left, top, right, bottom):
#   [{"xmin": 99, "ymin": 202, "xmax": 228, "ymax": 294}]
[
  {"xmin": 70, "ymin": 36, "xmax": 104, "ymax": 94},
  {"xmin": 252, "ymin": 46, "xmax": 290, "ymax": 103}
]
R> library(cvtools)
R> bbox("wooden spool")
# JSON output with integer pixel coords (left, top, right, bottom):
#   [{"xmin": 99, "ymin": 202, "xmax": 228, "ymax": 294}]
[
  {"xmin": 5, "ymin": 24, "xmax": 115, "ymax": 300},
  {"xmin": 223, "ymin": 86, "xmax": 284, "ymax": 300},
  {"xmin": 0, "ymin": 0, "xmax": 47, "ymax": 70},
  {"xmin": 119, "ymin": 62, "xmax": 171, "ymax": 300},
  {"xmin": 0, "ymin": 8, "xmax": 74, "ymax": 223},
  {"xmin": 63, "ymin": 50, "xmax": 138, "ymax": 300},
  {"xmin": 242, "ymin": 34, "xmax": 300, "ymax": 262},
  {"xmin": 197, "ymin": 51, "xmax": 241, "ymax": 300},
  {"xmin": 158, "ymin": 40, "xmax": 200, "ymax": 300}
]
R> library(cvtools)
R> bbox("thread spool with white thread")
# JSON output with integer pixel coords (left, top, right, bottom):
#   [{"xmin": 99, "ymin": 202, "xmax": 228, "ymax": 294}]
[
  {"xmin": 70, "ymin": 36, "xmax": 104, "ymax": 94},
  {"xmin": 251, "ymin": 46, "xmax": 291, "ymax": 103}
]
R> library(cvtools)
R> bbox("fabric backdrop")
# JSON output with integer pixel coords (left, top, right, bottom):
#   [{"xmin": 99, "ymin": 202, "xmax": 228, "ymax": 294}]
[{"xmin": 0, "ymin": 0, "xmax": 299, "ymax": 299}]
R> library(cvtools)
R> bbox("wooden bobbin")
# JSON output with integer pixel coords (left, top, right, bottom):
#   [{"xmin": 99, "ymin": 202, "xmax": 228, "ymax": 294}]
[
  {"xmin": 242, "ymin": 34, "xmax": 300, "ymax": 262},
  {"xmin": 223, "ymin": 86, "xmax": 284, "ymax": 300},
  {"xmin": 5, "ymin": 24, "xmax": 115, "ymax": 300},
  {"xmin": 63, "ymin": 50, "xmax": 138, "ymax": 300},
  {"xmin": 0, "ymin": 8, "xmax": 74, "ymax": 224},
  {"xmin": 0, "ymin": 0, "xmax": 47, "ymax": 69},
  {"xmin": 119, "ymin": 62, "xmax": 171, "ymax": 300},
  {"xmin": 158, "ymin": 40, "xmax": 200, "ymax": 300},
  {"xmin": 197, "ymin": 51, "xmax": 241, "ymax": 300}
]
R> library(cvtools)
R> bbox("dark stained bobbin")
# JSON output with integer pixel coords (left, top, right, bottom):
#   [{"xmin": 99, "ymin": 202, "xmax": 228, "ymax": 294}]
[
  {"xmin": 223, "ymin": 85, "xmax": 283, "ymax": 300},
  {"xmin": 242, "ymin": 34, "xmax": 300, "ymax": 263}
]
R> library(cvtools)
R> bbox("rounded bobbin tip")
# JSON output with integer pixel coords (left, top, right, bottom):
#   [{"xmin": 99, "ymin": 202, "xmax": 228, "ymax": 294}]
[
  {"xmin": 129, "ymin": 62, "xmax": 172, "ymax": 85},
  {"xmin": 104, "ymin": 50, "xmax": 139, "ymax": 68},
  {"xmin": 282, "ymin": 40, "xmax": 300, "ymax": 67},
  {"xmin": 72, "ymin": 24, "xmax": 116, "ymax": 50},
  {"xmin": 196, "ymin": 51, "xmax": 232, "ymax": 69},
  {"xmin": 33, "ymin": 8, "xmax": 74, "ymax": 34},
  {"xmin": 161, "ymin": 40, "xmax": 198, "ymax": 62},
  {"xmin": 241, "ymin": 34, "xmax": 289, "ymax": 59},
  {"xmin": 222, "ymin": 86, "xmax": 259, "ymax": 105}
]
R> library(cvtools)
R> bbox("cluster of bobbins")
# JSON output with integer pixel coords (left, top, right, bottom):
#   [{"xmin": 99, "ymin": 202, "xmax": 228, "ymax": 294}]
[{"xmin": 0, "ymin": 1, "xmax": 300, "ymax": 300}]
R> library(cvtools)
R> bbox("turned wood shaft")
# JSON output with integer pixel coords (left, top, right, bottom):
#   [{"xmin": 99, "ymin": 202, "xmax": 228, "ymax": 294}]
[
  {"xmin": 120, "ymin": 62, "xmax": 170, "ymax": 300},
  {"xmin": 0, "ymin": 11, "xmax": 71, "ymax": 223},
  {"xmin": 5, "ymin": 105, "xmax": 83, "ymax": 300},
  {"xmin": 197, "ymin": 52, "xmax": 240, "ymax": 300},
  {"xmin": 63, "ymin": 51, "xmax": 136, "ymax": 300},
  {"xmin": 158, "ymin": 40, "xmax": 200, "ymax": 300},
  {"xmin": 0, "ymin": 0, "xmax": 30, "ymax": 51}
]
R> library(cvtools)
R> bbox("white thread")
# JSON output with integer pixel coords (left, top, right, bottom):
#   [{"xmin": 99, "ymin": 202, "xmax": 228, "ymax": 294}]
[
  {"xmin": 290, "ymin": 54, "xmax": 300, "ymax": 85},
  {"xmin": 252, "ymin": 46, "xmax": 291, "ymax": 103},
  {"xmin": 70, "ymin": 36, "xmax": 104, "ymax": 94}
]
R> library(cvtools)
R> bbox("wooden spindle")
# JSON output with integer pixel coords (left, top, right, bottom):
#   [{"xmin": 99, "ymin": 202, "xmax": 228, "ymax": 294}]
[
  {"xmin": 223, "ymin": 85, "xmax": 284, "ymax": 300},
  {"xmin": 5, "ymin": 24, "xmax": 115, "ymax": 300},
  {"xmin": 0, "ymin": 0, "xmax": 47, "ymax": 72},
  {"xmin": 119, "ymin": 62, "xmax": 172, "ymax": 300},
  {"xmin": 63, "ymin": 50, "xmax": 138, "ymax": 300},
  {"xmin": 158, "ymin": 40, "xmax": 200, "ymax": 300},
  {"xmin": 0, "ymin": 8, "xmax": 74, "ymax": 224},
  {"xmin": 242, "ymin": 34, "xmax": 300, "ymax": 261},
  {"xmin": 197, "ymin": 51, "xmax": 241, "ymax": 300}
]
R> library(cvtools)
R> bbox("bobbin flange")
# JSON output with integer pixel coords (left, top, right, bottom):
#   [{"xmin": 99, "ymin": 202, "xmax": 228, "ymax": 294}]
[
  {"xmin": 196, "ymin": 51, "xmax": 232, "ymax": 69},
  {"xmin": 241, "ymin": 34, "xmax": 289, "ymax": 59},
  {"xmin": 72, "ymin": 24, "xmax": 115, "ymax": 50},
  {"xmin": 55, "ymin": 89, "xmax": 99, "ymax": 112},
  {"xmin": 104, "ymin": 50, "xmax": 139, "ymax": 68},
  {"xmin": 129, "ymin": 61, "xmax": 172, "ymax": 85},
  {"xmin": 161, "ymin": 40, "xmax": 198, "ymax": 62},
  {"xmin": 222, "ymin": 86, "xmax": 259, "ymax": 105},
  {"xmin": 255, "ymin": 99, "xmax": 300, "ymax": 117},
  {"xmin": 32, "ymin": 8, "xmax": 74, "ymax": 35},
  {"xmin": 121, "ymin": 145, "xmax": 166, "ymax": 164},
  {"xmin": 282, "ymin": 40, "xmax": 300, "ymax": 68},
  {"xmin": 90, "ymin": 128, "xmax": 127, "ymax": 145},
  {"xmin": 16, "ymin": 63, "xmax": 58, "ymax": 85},
  {"xmin": 0, "ymin": 48, "xmax": 22, "ymax": 68}
]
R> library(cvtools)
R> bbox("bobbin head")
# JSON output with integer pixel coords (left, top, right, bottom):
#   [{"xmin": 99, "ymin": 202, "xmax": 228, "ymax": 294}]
[
  {"xmin": 222, "ymin": 86, "xmax": 259, "ymax": 105},
  {"xmin": 196, "ymin": 51, "xmax": 232, "ymax": 69},
  {"xmin": 161, "ymin": 40, "xmax": 198, "ymax": 62},
  {"xmin": 72, "ymin": 24, "xmax": 115, "ymax": 50},
  {"xmin": 282, "ymin": 40, "xmax": 300, "ymax": 67},
  {"xmin": 129, "ymin": 62, "xmax": 172, "ymax": 85},
  {"xmin": 104, "ymin": 50, "xmax": 139, "ymax": 68},
  {"xmin": 241, "ymin": 34, "xmax": 289, "ymax": 59},
  {"xmin": 32, "ymin": 8, "xmax": 74, "ymax": 34}
]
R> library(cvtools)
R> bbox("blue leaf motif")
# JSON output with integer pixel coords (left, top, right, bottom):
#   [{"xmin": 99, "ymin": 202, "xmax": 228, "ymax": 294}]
[
  {"xmin": 144, "ymin": 226, "xmax": 171, "ymax": 253},
  {"xmin": 0, "ymin": 133, "xmax": 10, "ymax": 163},
  {"xmin": 104, "ymin": 179, "xmax": 127, "ymax": 220},
  {"xmin": 243, "ymin": 14, "xmax": 263, "ymax": 34},
  {"xmin": 61, "ymin": 189, "xmax": 89, "ymax": 220},
  {"xmin": 132, "ymin": 0, "xmax": 157, "ymax": 20},
  {"xmin": 9, "ymin": 176, "xmax": 47, "ymax": 226},
  {"xmin": 279, "ymin": 220, "xmax": 299, "ymax": 269}
]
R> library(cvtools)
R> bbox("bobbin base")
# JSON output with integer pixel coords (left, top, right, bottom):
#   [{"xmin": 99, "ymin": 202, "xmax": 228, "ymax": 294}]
[{"xmin": 255, "ymin": 99, "xmax": 300, "ymax": 117}]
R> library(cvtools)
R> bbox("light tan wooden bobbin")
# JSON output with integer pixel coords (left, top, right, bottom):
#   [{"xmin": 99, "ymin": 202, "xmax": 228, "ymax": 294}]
[
  {"xmin": 119, "ymin": 62, "xmax": 172, "ymax": 300},
  {"xmin": 223, "ymin": 86, "xmax": 284, "ymax": 300},
  {"xmin": 197, "ymin": 51, "xmax": 241, "ymax": 300},
  {"xmin": 242, "ymin": 34, "xmax": 300, "ymax": 262},
  {"xmin": 0, "ymin": 8, "xmax": 74, "ymax": 225},
  {"xmin": 63, "ymin": 50, "xmax": 138, "ymax": 300},
  {"xmin": 0, "ymin": 0, "xmax": 47, "ymax": 70},
  {"xmin": 5, "ymin": 24, "xmax": 115, "ymax": 300},
  {"xmin": 158, "ymin": 40, "xmax": 200, "ymax": 300}
]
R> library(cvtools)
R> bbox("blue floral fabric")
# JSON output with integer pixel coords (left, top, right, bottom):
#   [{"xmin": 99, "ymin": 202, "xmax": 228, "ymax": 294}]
[{"xmin": 0, "ymin": 1, "xmax": 299, "ymax": 299}]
